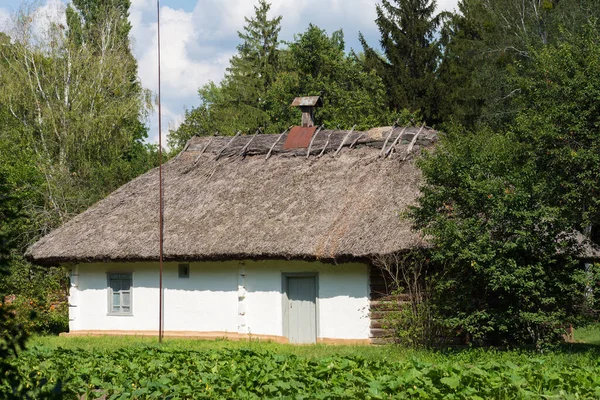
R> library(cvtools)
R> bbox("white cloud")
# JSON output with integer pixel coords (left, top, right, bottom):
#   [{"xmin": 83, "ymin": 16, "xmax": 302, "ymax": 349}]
[{"xmin": 136, "ymin": 7, "xmax": 230, "ymax": 96}]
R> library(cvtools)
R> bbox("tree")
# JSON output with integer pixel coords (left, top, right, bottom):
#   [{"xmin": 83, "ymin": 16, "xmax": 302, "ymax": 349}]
[
  {"xmin": 513, "ymin": 23, "xmax": 600, "ymax": 243},
  {"xmin": 409, "ymin": 126, "xmax": 592, "ymax": 347},
  {"xmin": 170, "ymin": 4, "xmax": 390, "ymax": 151},
  {"xmin": 0, "ymin": 2, "xmax": 156, "ymax": 336},
  {"xmin": 360, "ymin": 0, "xmax": 441, "ymax": 120},
  {"xmin": 192, "ymin": 0, "xmax": 283, "ymax": 138},
  {"xmin": 434, "ymin": 0, "xmax": 600, "ymax": 129},
  {"xmin": 0, "ymin": 173, "xmax": 29, "ymax": 397},
  {"xmin": 277, "ymin": 25, "xmax": 388, "ymax": 130},
  {"xmin": 228, "ymin": 0, "xmax": 282, "ymax": 105},
  {"xmin": 409, "ymin": 21, "xmax": 600, "ymax": 347},
  {"xmin": 0, "ymin": 4, "xmax": 153, "ymax": 224},
  {"xmin": 66, "ymin": 0, "xmax": 134, "ymax": 48}
]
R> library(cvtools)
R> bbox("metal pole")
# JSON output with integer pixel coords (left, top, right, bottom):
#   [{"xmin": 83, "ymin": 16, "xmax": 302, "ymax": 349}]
[{"xmin": 157, "ymin": 0, "xmax": 164, "ymax": 343}]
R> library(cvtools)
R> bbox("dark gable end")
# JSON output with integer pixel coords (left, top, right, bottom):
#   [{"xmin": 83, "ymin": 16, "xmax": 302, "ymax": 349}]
[{"xmin": 25, "ymin": 126, "xmax": 438, "ymax": 266}]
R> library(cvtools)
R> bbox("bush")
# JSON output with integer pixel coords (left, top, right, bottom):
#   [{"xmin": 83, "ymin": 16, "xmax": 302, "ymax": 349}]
[{"xmin": 409, "ymin": 126, "xmax": 597, "ymax": 348}]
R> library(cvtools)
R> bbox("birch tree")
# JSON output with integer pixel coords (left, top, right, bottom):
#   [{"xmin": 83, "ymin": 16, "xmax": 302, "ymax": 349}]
[{"xmin": 0, "ymin": 6, "xmax": 152, "ymax": 228}]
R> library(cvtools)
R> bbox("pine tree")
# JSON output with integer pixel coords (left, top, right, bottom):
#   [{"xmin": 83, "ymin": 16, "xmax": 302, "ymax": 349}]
[
  {"xmin": 222, "ymin": 0, "xmax": 282, "ymax": 126},
  {"xmin": 360, "ymin": 0, "xmax": 441, "ymax": 120}
]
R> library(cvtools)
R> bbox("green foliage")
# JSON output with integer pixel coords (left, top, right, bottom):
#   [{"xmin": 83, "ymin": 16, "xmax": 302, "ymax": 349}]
[
  {"xmin": 512, "ymin": 24, "xmax": 600, "ymax": 233},
  {"xmin": 408, "ymin": 15, "xmax": 600, "ymax": 347},
  {"xmin": 434, "ymin": 0, "xmax": 600, "ymax": 129},
  {"xmin": 0, "ymin": 174, "xmax": 63, "ymax": 398},
  {"xmin": 409, "ymin": 126, "xmax": 593, "ymax": 347},
  {"xmin": 374, "ymin": 252, "xmax": 444, "ymax": 348},
  {"xmin": 0, "ymin": 1, "xmax": 157, "ymax": 337},
  {"xmin": 169, "ymin": 3, "xmax": 390, "ymax": 152},
  {"xmin": 574, "ymin": 322, "xmax": 600, "ymax": 345},
  {"xmin": 282, "ymin": 25, "xmax": 389, "ymax": 130},
  {"xmin": 360, "ymin": 0, "xmax": 441, "ymax": 120},
  {"xmin": 6, "ymin": 345, "xmax": 600, "ymax": 398},
  {"xmin": 67, "ymin": 0, "xmax": 133, "ymax": 48},
  {"xmin": 1, "ymin": 258, "xmax": 68, "ymax": 335},
  {"xmin": 228, "ymin": 0, "xmax": 282, "ymax": 103},
  {"xmin": 0, "ymin": 174, "xmax": 29, "ymax": 397}
]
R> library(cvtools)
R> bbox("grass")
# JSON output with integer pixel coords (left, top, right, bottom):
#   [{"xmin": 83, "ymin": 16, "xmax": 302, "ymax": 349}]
[
  {"xmin": 574, "ymin": 322, "xmax": 600, "ymax": 345},
  {"xmin": 28, "ymin": 322, "xmax": 600, "ymax": 363},
  {"xmin": 28, "ymin": 335, "xmax": 419, "ymax": 361}
]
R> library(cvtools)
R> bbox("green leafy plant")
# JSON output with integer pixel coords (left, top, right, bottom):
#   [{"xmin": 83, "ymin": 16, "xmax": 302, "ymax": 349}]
[{"xmin": 6, "ymin": 345, "xmax": 600, "ymax": 399}]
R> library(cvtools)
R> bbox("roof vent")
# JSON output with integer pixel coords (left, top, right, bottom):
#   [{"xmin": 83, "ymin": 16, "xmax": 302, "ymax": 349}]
[{"xmin": 291, "ymin": 96, "xmax": 323, "ymax": 127}]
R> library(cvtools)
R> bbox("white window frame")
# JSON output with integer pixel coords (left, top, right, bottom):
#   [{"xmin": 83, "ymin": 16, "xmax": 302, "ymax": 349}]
[{"xmin": 107, "ymin": 272, "xmax": 133, "ymax": 316}]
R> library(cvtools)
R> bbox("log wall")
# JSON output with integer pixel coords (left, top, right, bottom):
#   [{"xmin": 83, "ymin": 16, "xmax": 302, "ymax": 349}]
[{"xmin": 369, "ymin": 265, "xmax": 412, "ymax": 344}]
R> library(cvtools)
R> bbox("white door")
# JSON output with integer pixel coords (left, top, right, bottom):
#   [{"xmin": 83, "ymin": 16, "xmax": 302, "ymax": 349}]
[{"xmin": 287, "ymin": 276, "xmax": 317, "ymax": 344}]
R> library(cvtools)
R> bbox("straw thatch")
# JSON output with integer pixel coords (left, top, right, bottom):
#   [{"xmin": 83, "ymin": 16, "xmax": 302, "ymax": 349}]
[{"xmin": 26, "ymin": 126, "xmax": 438, "ymax": 266}]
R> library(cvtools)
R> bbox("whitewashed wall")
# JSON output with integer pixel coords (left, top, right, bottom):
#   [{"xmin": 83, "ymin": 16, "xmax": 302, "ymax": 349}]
[{"xmin": 69, "ymin": 260, "xmax": 370, "ymax": 340}]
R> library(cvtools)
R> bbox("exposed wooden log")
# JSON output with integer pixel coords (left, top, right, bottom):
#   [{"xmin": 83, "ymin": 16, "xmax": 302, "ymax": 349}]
[
  {"xmin": 370, "ymin": 328, "xmax": 392, "ymax": 338},
  {"xmin": 215, "ymin": 131, "xmax": 241, "ymax": 160},
  {"xmin": 370, "ymin": 300, "xmax": 410, "ymax": 311},
  {"xmin": 405, "ymin": 122, "xmax": 426, "ymax": 156},
  {"xmin": 370, "ymin": 320, "xmax": 384, "ymax": 329},
  {"xmin": 385, "ymin": 126, "xmax": 408, "ymax": 158},
  {"xmin": 318, "ymin": 130, "xmax": 335, "ymax": 157},
  {"xmin": 176, "ymin": 141, "xmax": 190, "ymax": 159},
  {"xmin": 193, "ymin": 136, "xmax": 214, "ymax": 165},
  {"xmin": 349, "ymin": 132, "xmax": 365, "ymax": 148},
  {"xmin": 306, "ymin": 125, "xmax": 324, "ymax": 159},
  {"xmin": 379, "ymin": 126, "xmax": 396, "ymax": 157},
  {"xmin": 240, "ymin": 128, "xmax": 261, "ymax": 156},
  {"xmin": 265, "ymin": 127, "xmax": 291, "ymax": 160},
  {"xmin": 334, "ymin": 125, "xmax": 356, "ymax": 157},
  {"xmin": 184, "ymin": 127, "xmax": 437, "ymax": 159},
  {"xmin": 370, "ymin": 310, "xmax": 395, "ymax": 320}
]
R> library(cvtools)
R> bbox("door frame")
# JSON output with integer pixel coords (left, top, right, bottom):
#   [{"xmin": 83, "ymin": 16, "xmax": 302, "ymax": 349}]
[{"xmin": 281, "ymin": 272, "xmax": 319, "ymax": 342}]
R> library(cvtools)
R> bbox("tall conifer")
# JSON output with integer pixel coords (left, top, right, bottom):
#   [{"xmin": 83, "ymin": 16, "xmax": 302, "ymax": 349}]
[{"xmin": 360, "ymin": 0, "xmax": 440, "ymax": 119}]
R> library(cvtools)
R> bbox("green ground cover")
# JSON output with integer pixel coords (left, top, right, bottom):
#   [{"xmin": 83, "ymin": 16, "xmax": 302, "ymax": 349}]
[{"xmin": 6, "ymin": 325, "xmax": 600, "ymax": 399}]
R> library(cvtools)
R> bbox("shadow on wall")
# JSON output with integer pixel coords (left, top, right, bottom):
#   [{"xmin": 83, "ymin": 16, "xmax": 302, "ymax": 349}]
[{"xmin": 77, "ymin": 259, "xmax": 369, "ymax": 300}]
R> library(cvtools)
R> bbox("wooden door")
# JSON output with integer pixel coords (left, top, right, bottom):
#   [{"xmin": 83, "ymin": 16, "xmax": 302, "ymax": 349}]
[{"xmin": 286, "ymin": 276, "xmax": 317, "ymax": 344}]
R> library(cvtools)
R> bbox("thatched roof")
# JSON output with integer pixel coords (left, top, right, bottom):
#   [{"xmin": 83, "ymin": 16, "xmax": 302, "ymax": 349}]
[{"xmin": 26, "ymin": 126, "xmax": 438, "ymax": 266}]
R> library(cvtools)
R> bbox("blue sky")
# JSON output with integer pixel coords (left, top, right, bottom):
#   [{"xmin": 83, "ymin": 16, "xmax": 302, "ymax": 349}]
[{"xmin": 0, "ymin": 0, "xmax": 460, "ymax": 145}]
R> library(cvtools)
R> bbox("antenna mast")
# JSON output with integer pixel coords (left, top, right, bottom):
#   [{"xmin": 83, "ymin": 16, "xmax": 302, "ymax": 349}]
[{"xmin": 157, "ymin": 0, "xmax": 164, "ymax": 343}]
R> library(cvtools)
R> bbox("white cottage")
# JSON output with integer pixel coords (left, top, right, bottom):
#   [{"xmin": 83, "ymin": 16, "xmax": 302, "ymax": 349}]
[{"xmin": 26, "ymin": 123, "xmax": 437, "ymax": 344}]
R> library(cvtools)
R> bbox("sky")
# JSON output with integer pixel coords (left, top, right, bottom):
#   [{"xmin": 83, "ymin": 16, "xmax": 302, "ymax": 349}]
[{"xmin": 0, "ymin": 0, "xmax": 460, "ymax": 145}]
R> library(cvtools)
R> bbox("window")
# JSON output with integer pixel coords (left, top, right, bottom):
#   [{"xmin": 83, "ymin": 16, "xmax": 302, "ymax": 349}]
[
  {"xmin": 178, "ymin": 264, "xmax": 190, "ymax": 278},
  {"xmin": 108, "ymin": 273, "xmax": 132, "ymax": 315}
]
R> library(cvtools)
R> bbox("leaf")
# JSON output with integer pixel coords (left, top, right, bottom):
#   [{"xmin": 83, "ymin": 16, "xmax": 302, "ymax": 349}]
[{"xmin": 440, "ymin": 376, "xmax": 460, "ymax": 390}]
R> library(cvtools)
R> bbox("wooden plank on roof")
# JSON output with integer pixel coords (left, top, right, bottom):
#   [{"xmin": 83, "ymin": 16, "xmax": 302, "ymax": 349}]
[{"xmin": 334, "ymin": 125, "xmax": 356, "ymax": 157}]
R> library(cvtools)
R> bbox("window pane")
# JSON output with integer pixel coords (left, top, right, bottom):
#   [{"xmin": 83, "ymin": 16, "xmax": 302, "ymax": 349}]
[
  {"xmin": 122, "ymin": 291, "xmax": 130, "ymax": 306},
  {"xmin": 112, "ymin": 292, "xmax": 120, "ymax": 307},
  {"xmin": 108, "ymin": 273, "xmax": 132, "ymax": 314}
]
